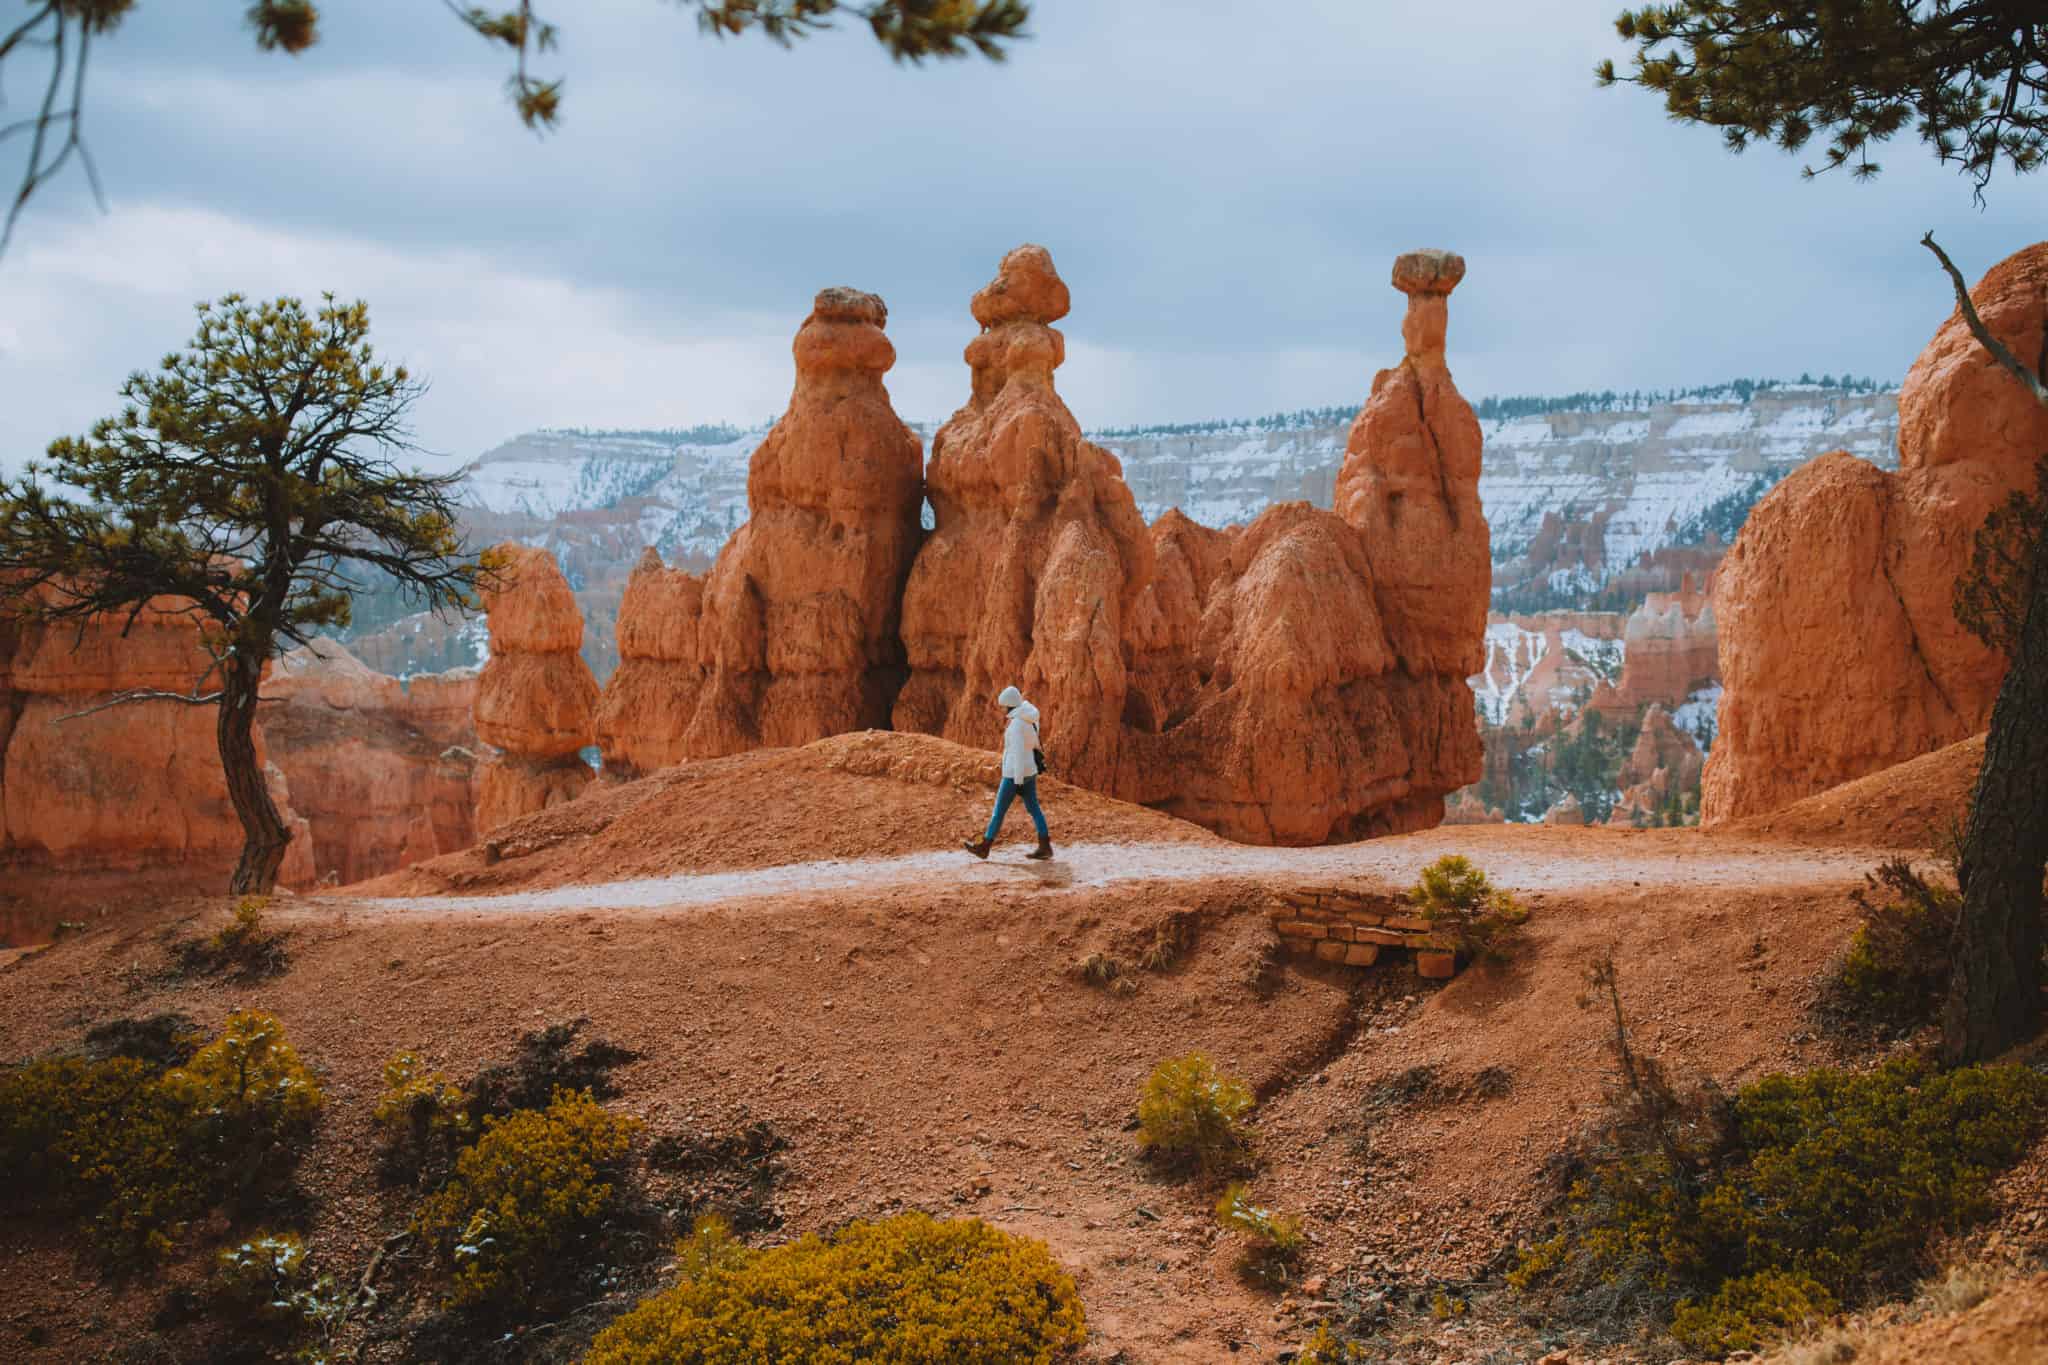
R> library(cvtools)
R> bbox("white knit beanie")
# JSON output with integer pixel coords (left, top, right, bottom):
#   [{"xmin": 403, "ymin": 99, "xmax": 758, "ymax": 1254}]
[{"xmin": 996, "ymin": 685, "xmax": 1023, "ymax": 708}]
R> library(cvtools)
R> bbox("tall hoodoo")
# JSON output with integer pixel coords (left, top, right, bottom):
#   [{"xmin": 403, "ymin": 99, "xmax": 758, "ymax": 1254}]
[
  {"xmin": 593, "ymin": 286, "xmax": 924, "ymax": 776},
  {"xmin": 1703, "ymin": 240, "xmax": 2048, "ymax": 822},
  {"xmin": 1336, "ymin": 249, "xmax": 1491, "ymax": 679},
  {"xmin": 473, "ymin": 543, "xmax": 599, "ymax": 831},
  {"xmin": 893, "ymin": 245, "xmax": 1155, "ymax": 791}
]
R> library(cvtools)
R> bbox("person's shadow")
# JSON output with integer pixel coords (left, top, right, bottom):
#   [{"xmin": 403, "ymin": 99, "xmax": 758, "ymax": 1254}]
[{"xmin": 983, "ymin": 857, "xmax": 1075, "ymax": 890}]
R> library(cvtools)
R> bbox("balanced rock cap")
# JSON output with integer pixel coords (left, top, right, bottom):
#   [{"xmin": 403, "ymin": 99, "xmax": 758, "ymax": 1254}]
[
  {"xmin": 812, "ymin": 286, "xmax": 889, "ymax": 328},
  {"xmin": 1391, "ymin": 249, "xmax": 1466, "ymax": 296},
  {"xmin": 971, "ymin": 244, "xmax": 1072, "ymax": 328}
]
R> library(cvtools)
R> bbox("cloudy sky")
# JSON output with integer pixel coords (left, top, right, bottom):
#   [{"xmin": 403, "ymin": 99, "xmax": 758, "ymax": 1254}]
[{"xmin": 0, "ymin": 0, "xmax": 2041, "ymax": 471}]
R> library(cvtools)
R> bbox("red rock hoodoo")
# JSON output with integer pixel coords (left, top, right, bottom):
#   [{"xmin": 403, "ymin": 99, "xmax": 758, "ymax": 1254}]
[
  {"xmin": 1702, "ymin": 241, "xmax": 2048, "ymax": 823},
  {"xmin": 474, "ymin": 544, "xmax": 600, "ymax": 831},
  {"xmin": 892, "ymin": 246, "xmax": 1156, "ymax": 792},
  {"xmin": 595, "ymin": 287, "xmax": 925, "ymax": 776},
  {"xmin": 262, "ymin": 640, "xmax": 479, "ymax": 885}
]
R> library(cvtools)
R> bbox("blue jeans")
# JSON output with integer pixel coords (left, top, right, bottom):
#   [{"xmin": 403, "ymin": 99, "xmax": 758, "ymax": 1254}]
[{"xmin": 984, "ymin": 776, "xmax": 1049, "ymax": 843}]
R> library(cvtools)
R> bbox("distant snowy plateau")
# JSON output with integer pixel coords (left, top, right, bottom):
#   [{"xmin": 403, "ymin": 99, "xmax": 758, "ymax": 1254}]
[
  {"xmin": 455, "ymin": 383, "xmax": 1898, "ymax": 590},
  {"xmin": 345, "ymin": 383, "xmax": 1895, "ymax": 683}
]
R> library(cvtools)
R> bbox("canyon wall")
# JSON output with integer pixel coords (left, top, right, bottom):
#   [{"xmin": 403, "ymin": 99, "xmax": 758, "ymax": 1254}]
[
  {"xmin": 262, "ymin": 640, "xmax": 479, "ymax": 885},
  {"xmin": 0, "ymin": 593, "xmax": 313, "ymax": 886},
  {"xmin": 1703, "ymin": 241, "xmax": 2048, "ymax": 823}
]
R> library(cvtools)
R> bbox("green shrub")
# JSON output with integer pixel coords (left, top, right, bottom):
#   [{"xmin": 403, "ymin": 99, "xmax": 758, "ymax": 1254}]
[
  {"xmin": 582, "ymin": 1212, "xmax": 1087, "ymax": 1364},
  {"xmin": 1406, "ymin": 854, "xmax": 1529, "ymax": 960},
  {"xmin": 1670, "ymin": 1270, "xmax": 1836, "ymax": 1356},
  {"xmin": 372, "ymin": 1049, "xmax": 471, "ymax": 1185},
  {"xmin": 160, "ymin": 1009, "xmax": 326, "ymax": 1212},
  {"xmin": 1136, "ymin": 1052, "xmax": 1254, "ymax": 1173},
  {"xmin": 1514, "ymin": 1054, "xmax": 2048, "ymax": 1351},
  {"xmin": 414, "ymin": 1088, "xmax": 641, "ymax": 1310},
  {"xmin": 213, "ymin": 1230, "xmax": 344, "ymax": 1335},
  {"xmin": 1214, "ymin": 1182, "xmax": 1303, "ymax": 1288},
  {"xmin": 0, "ymin": 1010, "xmax": 324, "ymax": 1263},
  {"xmin": 1821, "ymin": 860, "xmax": 1961, "ymax": 1035}
]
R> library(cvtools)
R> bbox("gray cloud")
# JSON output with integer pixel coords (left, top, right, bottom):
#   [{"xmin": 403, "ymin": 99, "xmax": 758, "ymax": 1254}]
[{"xmin": 1, "ymin": 0, "xmax": 2042, "ymax": 470}]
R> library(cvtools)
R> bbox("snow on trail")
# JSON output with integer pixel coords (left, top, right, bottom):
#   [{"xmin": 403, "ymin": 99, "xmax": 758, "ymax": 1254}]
[{"xmin": 343, "ymin": 836, "xmax": 1881, "ymax": 917}]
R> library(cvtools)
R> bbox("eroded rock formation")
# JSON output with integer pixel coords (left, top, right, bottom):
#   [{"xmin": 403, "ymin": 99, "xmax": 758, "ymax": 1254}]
[
  {"xmin": 263, "ymin": 640, "xmax": 479, "ymax": 884},
  {"xmin": 475, "ymin": 544, "xmax": 599, "ymax": 831},
  {"xmin": 1115, "ymin": 249, "xmax": 1488, "ymax": 841},
  {"xmin": 1703, "ymin": 241, "xmax": 2048, "ymax": 823},
  {"xmin": 595, "ymin": 288, "xmax": 925, "ymax": 777},
  {"xmin": 1612, "ymin": 574, "xmax": 1718, "ymax": 711},
  {"xmin": 893, "ymin": 246, "xmax": 1155, "ymax": 791}
]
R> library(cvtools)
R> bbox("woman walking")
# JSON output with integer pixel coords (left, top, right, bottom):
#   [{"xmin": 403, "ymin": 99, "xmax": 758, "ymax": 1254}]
[{"xmin": 963, "ymin": 684, "xmax": 1053, "ymax": 861}]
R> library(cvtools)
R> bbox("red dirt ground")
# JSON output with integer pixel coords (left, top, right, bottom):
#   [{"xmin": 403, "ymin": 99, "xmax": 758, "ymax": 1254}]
[{"xmin": 2, "ymin": 731, "xmax": 2041, "ymax": 1364}]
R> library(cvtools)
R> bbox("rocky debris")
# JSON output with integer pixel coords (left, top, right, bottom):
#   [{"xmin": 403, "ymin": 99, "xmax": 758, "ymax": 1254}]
[
  {"xmin": 595, "ymin": 288, "xmax": 925, "ymax": 776},
  {"xmin": 474, "ymin": 544, "xmax": 598, "ymax": 831},
  {"xmin": 0, "ymin": 589, "xmax": 313, "ymax": 884},
  {"xmin": 894, "ymin": 246, "xmax": 1156, "ymax": 793},
  {"xmin": 262, "ymin": 639, "xmax": 479, "ymax": 885}
]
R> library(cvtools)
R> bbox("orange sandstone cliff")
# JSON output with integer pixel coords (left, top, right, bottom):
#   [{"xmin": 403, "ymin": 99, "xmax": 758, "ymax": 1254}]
[{"xmin": 1703, "ymin": 241, "xmax": 2048, "ymax": 822}]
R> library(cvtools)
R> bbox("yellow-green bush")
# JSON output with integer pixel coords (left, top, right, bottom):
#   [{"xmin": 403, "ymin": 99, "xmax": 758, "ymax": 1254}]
[
  {"xmin": 582, "ymin": 1212, "xmax": 1087, "ymax": 1364},
  {"xmin": 161, "ymin": 1009, "xmax": 325, "ymax": 1210},
  {"xmin": 372, "ymin": 1049, "xmax": 471, "ymax": 1184},
  {"xmin": 1137, "ymin": 1052, "xmax": 1254, "ymax": 1173},
  {"xmin": 1214, "ymin": 1182, "xmax": 1304, "ymax": 1288},
  {"xmin": 1670, "ymin": 1270, "xmax": 1837, "ymax": 1356},
  {"xmin": 1513, "ymin": 1056, "xmax": 2048, "ymax": 1352},
  {"xmin": 0, "ymin": 1010, "xmax": 324, "ymax": 1262},
  {"xmin": 1406, "ymin": 854, "xmax": 1528, "ymax": 960},
  {"xmin": 172, "ymin": 895, "xmax": 290, "ymax": 978},
  {"xmin": 414, "ymin": 1088, "xmax": 640, "ymax": 1310}
]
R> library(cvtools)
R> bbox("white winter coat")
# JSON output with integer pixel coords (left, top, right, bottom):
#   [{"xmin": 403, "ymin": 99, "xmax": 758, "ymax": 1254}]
[{"xmin": 1000, "ymin": 701, "xmax": 1041, "ymax": 782}]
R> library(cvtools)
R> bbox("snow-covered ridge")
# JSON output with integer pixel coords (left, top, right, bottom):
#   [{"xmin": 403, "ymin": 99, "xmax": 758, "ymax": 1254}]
[{"xmin": 449, "ymin": 381, "xmax": 1898, "ymax": 590}]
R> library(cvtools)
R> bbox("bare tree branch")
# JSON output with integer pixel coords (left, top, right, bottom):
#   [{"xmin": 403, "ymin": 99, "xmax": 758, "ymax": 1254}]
[
  {"xmin": 1922, "ymin": 231, "xmax": 2048, "ymax": 409},
  {"xmin": 54, "ymin": 687, "xmax": 225, "ymax": 722}
]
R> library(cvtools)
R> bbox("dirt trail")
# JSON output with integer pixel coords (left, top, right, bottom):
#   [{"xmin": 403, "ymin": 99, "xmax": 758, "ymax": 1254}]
[{"xmin": 342, "ymin": 829, "xmax": 1889, "ymax": 917}]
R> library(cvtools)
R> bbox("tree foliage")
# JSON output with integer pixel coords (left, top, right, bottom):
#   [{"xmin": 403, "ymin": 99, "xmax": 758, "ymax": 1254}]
[
  {"xmin": 1954, "ymin": 456, "xmax": 2048, "ymax": 657},
  {"xmin": 0, "ymin": 294, "xmax": 486, "ymax": 891},
  {"xmin": 0, "ymin": 1, "xmax": 1030, "ymax": 250},
  {"xmin": 1600, "ymin": 2, "xmax": 2047, "ymax": 193}
]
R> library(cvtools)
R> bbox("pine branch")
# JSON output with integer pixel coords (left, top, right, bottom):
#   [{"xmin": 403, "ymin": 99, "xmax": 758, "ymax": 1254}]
[{"xmin": 54, "ymin": 686, "xmax": 225, "ymax": 721}]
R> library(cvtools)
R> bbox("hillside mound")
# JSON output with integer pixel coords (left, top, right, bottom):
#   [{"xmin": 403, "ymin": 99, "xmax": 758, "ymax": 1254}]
[
  {"xmin": 1723, "ymin": 732, "xmax": 1984, "ymax": 850},
  {"xmin": 356, "ymin": 728, "xmax": 1215, "ymax": 896}
]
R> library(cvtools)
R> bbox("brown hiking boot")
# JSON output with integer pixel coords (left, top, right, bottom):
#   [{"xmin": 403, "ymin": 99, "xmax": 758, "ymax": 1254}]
[
  {"xmin": 1025, "ymin": 836, "xmax": 1054, "ymax": 861},
  {"xmin": 963, "ymin": 837, "xmax": 992, "ymax": 860}
]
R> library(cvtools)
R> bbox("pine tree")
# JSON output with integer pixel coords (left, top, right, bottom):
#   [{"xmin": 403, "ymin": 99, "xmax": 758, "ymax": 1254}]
[{"xmin": 0, "ymin": 295, "xmax": 489, "ymax": 893}]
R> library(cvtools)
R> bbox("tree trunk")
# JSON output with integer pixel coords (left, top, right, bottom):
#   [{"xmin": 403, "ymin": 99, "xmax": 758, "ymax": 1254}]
[
  {"xmin": 1942, "ymin": 519, "xmax": 2048, "ymax": 1063},
  {"xmin": 218, "ymin": 648, "xmax": 291, "ymax": 895}
]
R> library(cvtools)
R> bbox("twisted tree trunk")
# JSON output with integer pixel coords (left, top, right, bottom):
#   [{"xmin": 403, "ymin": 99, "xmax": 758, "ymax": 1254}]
[
  {"xmin": 218, "ymin": 648, "xmax": 291, "ymax": 895},
  {"xmin": 1942, "ymin": 521, "xmax": 2048, "ymax": 1062}
]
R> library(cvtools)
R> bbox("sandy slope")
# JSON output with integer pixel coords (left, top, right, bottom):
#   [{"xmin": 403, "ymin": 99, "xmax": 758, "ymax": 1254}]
[{"xmin": 0, "ymin": 731, "xmax": 2036, "ymax": 1364}]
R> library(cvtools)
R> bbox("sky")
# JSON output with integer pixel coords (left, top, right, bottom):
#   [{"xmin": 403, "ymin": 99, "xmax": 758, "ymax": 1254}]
[{"xmin": 0, "ymin": 0, "xmax": 2041, "ymax": 472}]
